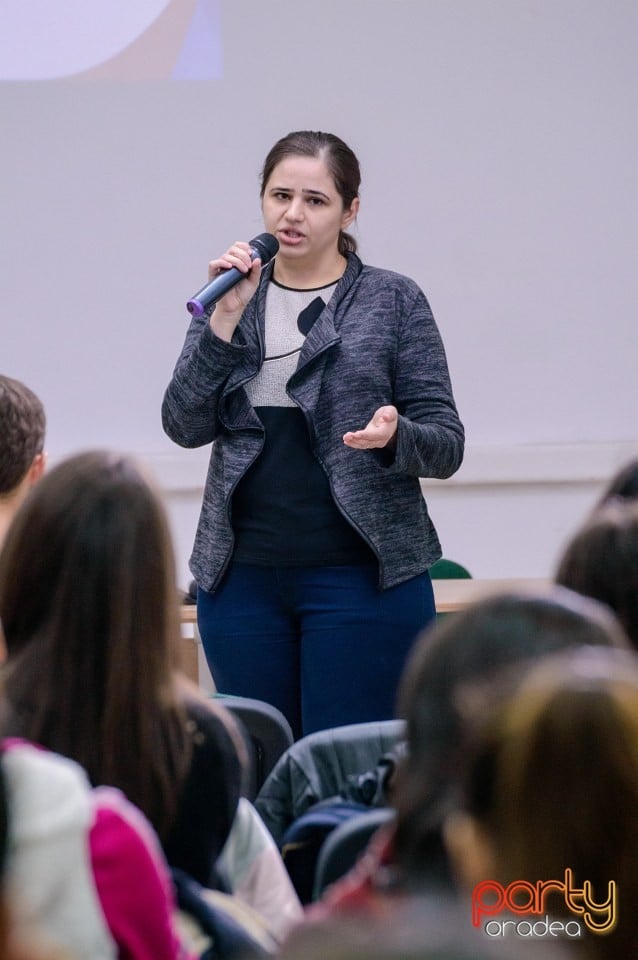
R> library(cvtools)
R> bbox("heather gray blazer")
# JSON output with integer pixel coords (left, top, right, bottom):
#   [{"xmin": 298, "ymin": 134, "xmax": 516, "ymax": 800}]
[{"xmin": 162, "ymin": 253, "xmax": 464, "ymax": 592}]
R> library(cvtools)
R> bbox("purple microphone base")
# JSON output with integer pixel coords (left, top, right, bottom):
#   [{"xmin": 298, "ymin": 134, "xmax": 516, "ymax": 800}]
[{"xmin": 186, "ymin": 299, "xmax": 205, "ymax": 318}]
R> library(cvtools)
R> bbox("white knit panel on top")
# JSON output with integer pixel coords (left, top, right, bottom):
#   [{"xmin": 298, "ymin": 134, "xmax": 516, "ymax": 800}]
[{"xmin": 245, "ymin": 281, "xmax": 337, "ymax": 408}]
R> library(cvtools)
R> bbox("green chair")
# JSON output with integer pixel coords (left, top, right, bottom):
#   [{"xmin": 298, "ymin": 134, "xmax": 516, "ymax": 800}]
[
  {"xmin": 430, "ymin": 558, "xmax": 472, "ymax": 620},
  {"xmin": 429, "ymin": 557, "xmax": 472, "ymax": 580}
]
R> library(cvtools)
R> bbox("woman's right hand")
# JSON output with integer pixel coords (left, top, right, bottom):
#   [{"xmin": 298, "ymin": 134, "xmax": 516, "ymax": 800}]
[{"xmin": 208, "ymin": 241, "xmax": 262, "ymax": 342}]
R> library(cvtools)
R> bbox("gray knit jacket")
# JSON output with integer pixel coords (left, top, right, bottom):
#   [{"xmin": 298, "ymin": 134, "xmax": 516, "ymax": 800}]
[{"xmin": 162, "ymin": 253, "xmax": 464, "ymax": 592}]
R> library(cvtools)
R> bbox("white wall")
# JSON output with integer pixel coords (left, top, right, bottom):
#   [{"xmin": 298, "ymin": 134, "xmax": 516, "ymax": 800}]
[{"xmin": 2, "ymin": 1, "xmax": 636, "ymax": 586}]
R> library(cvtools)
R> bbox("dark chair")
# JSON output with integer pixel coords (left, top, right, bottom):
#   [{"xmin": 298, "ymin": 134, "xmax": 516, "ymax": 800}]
[
  {"xmin": 312, "ymin": 806, "xmax": 395, "ymax": 901},
  {"xmin": 214, "ymin": 695, "xmax": 294, "ymax": 801}
]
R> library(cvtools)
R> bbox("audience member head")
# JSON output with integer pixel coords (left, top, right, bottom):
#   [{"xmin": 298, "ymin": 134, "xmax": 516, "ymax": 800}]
[
  {"xmin": 392, "ymin": 587, "xmax": 629, "ymax": 887},
  {"xmin": 0, "ymin": 375, "xmax": 46, "ymax": 546},
  {"xmin": 596, "ymin": 457, "xmax": 638, "ymax": 506},
  {"xmin": 446, "ymin": 645, "xmax": 638, "ymax": 959},
  {"xmin": 0, "ymin": 450, "xmax": 191, "ymax": 835},
  {"xmin": 555, "ymin": 499, "xmax": 638, "ymax": 650}
]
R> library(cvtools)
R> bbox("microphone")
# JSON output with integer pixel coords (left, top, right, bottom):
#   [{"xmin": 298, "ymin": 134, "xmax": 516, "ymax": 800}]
[{"xmin": 186, "ymin": 233, "xmax": 279, "ymax": 318}]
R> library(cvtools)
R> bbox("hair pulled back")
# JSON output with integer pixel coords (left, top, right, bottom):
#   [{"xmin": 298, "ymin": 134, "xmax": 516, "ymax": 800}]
[{"xmin": 260, "ymin": 130, "xmax": 360, "ymax": 256}]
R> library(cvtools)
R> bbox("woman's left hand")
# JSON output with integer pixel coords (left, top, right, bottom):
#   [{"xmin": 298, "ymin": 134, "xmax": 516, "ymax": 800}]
[{"xmin": 343, "ymin": 405, "xmax": 398, "ymax": 450}]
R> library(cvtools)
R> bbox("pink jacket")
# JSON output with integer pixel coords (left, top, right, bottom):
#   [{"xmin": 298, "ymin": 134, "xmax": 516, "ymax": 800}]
[{"xmin": 2, "ymin": 738, "xmax": 192, "ymax": 960}]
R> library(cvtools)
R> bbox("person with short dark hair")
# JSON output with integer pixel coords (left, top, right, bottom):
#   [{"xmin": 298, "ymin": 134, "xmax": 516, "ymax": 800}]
[{"xmin": 0, "ymin": 374, "xmax": 46, "ymax": 547}]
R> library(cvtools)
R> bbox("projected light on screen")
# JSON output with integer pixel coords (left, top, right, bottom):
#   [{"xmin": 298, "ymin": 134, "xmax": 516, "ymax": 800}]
[{"xmin": 0, "ymin": 0, "xmax": 222, "ymax": 80}]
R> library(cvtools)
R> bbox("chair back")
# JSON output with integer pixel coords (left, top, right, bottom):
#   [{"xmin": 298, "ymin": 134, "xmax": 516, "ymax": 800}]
[
  {"xmin": 214, "ymin": 695, "xmax": 294, "ymax": 801},
  {"xmin": 313, "ymin": 806, "xmax": 395, "ymax": 901}
]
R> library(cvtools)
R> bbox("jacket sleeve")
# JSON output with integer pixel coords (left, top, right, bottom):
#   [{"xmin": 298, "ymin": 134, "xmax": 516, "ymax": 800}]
[
  {"xmin": 218, "ymin": 797, "xmax": 303, "ymax": 943},
  {"xmin": 90, "ymin": 788, "xmax": 194, "ymax": 960},
  {"xmin": 161, "ymin": 316, "xmax": 249, "ymax": 449},
  {"xmin": 384, "ymin": 288, "xmax": 465, "ymax": 479}
]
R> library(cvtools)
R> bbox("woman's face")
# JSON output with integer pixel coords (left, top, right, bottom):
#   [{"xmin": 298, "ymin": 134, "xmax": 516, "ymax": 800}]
[{"xmin": 261, "ymin": 154, "xmax": 358, "ymax": 269}]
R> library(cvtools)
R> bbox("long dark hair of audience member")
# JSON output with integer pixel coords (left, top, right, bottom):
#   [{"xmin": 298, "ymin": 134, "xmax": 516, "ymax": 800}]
[
  {"xmin": 0, "ymin": 449, "xmax": 244, "ymax": 883},
  {"xmin": 595, "ymin": 457, "xmax": 638, "ymax": 506},
  {"xmin": 555, "ymin": 499, "xmax": 638, "ymax": 651},
  {"xmin": 391, "ymin": 588, "xmax": 629, "ymax": 891}
]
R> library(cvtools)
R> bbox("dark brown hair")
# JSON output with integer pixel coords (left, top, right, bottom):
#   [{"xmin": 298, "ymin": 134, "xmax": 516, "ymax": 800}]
[
  {"xmin": 0, "ymin": 450, "xmax": 189, "ymax": 836},
  {"xmin": 555, "ymin": 500, "xmax": 638, "ymax": 650},
  {"xmin": 392, "ymin": 588, "xmax": 629, "ymax": 884},
  {"xmin": 260, "ymin": 130, "xmax": 361, "ymax": 256},
  {"xmin": 0, "ymin": 375, "xmax": 45, "ymax": 495},
  {"xmin": 596, "ymin": 458, "xmax": 638, "ymax": 507},
  {"xmin": 460, "ymin": 645, "xmax": 638, "ymax": 959}
]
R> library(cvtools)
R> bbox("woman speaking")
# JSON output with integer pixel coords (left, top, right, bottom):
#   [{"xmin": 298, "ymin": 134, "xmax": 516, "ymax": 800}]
[{"xmin": 162, "ymin": 130, "xmax": 464, "ymax": 739}]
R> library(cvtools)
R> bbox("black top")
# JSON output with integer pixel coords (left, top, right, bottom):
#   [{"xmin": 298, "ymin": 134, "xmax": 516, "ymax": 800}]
[{"xmin": 231, "ymin": 279, "xmax": 374, "ymax": 567}]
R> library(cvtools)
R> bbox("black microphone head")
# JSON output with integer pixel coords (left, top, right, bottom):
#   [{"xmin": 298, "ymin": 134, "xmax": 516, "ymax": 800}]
[{"xmin": 249, "ymin": 233, "xmax": 279, "ymax": 264}]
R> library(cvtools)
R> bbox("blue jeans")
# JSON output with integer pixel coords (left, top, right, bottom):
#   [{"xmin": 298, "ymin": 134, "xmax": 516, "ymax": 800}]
[{"xmin": 197, "ymin": 563, "xmax": 435, "ymax": 739}]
